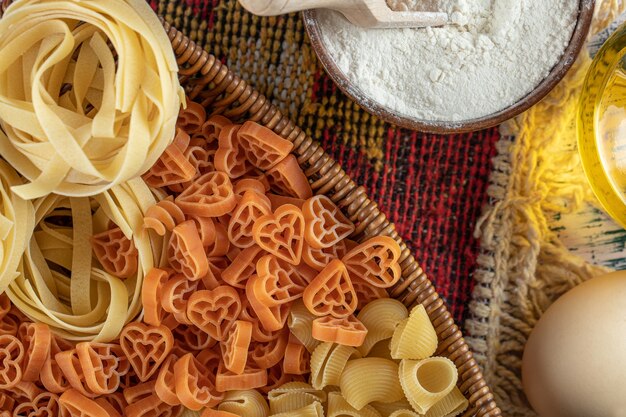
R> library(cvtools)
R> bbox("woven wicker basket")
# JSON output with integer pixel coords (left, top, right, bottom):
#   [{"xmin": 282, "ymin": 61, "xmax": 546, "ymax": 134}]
[{"xmin": 0, "ymin": 2, "xmax": 501, "ymax": 416}]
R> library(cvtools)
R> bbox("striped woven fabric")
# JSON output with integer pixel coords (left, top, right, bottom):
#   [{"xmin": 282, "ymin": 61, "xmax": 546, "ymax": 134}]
[{"xmin": 152, "ymin": 0, "xmax": 499, "ymax": 323}]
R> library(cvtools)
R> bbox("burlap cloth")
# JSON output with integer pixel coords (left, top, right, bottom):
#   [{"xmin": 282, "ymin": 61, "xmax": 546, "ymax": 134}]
[{"xmin": 465, "ymin": 1, "xmax": 626, "ymax": 415}]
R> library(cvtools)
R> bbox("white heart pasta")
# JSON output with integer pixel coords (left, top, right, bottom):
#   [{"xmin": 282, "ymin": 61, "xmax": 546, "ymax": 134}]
[
  {"xmin": 268, "ymin": 382, "xmax": 327, "ymax": 415},
  {"xmin": 289, "ymin": 299, "xmax": 321, "ymax": 353},
  {"xmin": 398, "ymin": 358, "xmax": 458, "ymax": 415},
  {"xmin": 269, "ymin": 401, "xmax": 325, "ymax": 417},
  {"xmin": 356, "ymin": 298, "xmax": 408, "ymax": 356},
  {"xmin": 0, "ymin": 0, "xmax": 183, "ymax": 199},
  {"xmin": 6, "ymin": 177, "xmax": 164, "ymax": 342},
  {"xmin": 327, "ymin": 392, "xmax": 382, "ymax": 417},
  {"xmin": 339, "ymin": 358, "xmax": 404, "ymax": 410},
  {"xmin": 390, "ymin": 304, "xmax": 437, "ymax": 360},
  {"xmin": 219, "ymin": 390, "xmax": 270, "ymax": 417},
  {"xmin": 0, "ymin": 159, "xmax": 35, "ymax": 292},
  {"xmin": 310, "ymin": 342, "xmax": 362, "ymax": 390}
]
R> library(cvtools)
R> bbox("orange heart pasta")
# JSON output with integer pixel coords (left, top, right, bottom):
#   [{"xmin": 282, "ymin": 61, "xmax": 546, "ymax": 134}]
[
  {"xmin": 220, "ymin": 320, "xmax": 253, "ymax": 375},
  {"xmin": 0, "ymin": 334, "xmax": 24, "ymax": 389},
  {"xmin": 252, "ymin": 204, "xmax": 305, "ymax": 265},
  {"xmin": 303, "ymin": 260, "xmax": 358, "ymax": 319},
  {"xmin": 236, "ymin": 121, "xmax": 294, "ymax": 171},
  {"xmin": 0, "ymin": 92, "xmax": 468, "ymax": 417},
  {"xmin": 119, "ymin": 323, "xmax": 173, "ymax": 382},
  {"xmin": 187, "ymin": 287, "xmax": 242, "ymax": 341},
  {"xmin": 302, "ymin": 195, "xmax": 355, "ymax": 250}
]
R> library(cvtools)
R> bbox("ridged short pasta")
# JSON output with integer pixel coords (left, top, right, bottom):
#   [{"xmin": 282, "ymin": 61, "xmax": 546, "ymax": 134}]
[
  {"xmin": 388, "ymin": 411, "xmax": 420, "ymax": 417},
  {"xmin": 7, "ymin": 178, "xmax": 164, "ymax": 342},
  {"xmin": 365, "ymin": 339, "xmax": 394, "ymax": 360},
  {"xmin": 310, "ymin": 342, "xmax": 361, "ymax": 390},
  {"xmin": 289, "ymin": 300, "xmax": 320, "ymax": 353},
  {"xmin": 327, "ymin": 392, "xmax": 382, "ymax": 417},
  {"xmin": 390, "ymin": 305, "xmax": 437, "ymax": 360},
  {"xmin": 357, "ymin": 299, "xmax": 408, "ymax": 356},
  {"xmin": 268, "ymin": 382, "xmax": 326, "ymax": 414},
  {"xmin": 269, "ymin": 401, "xmax": 324, "ymax": 417},
  {"xmin": 370, "ymin": 400, "xmax": 414, "ymax": 417},
  {"xmin": 339, "ymin": 358, "xmax": 404, "ymax": 410},
  {"xmin": 219, "ymin": 389, "xmax": 270, "ymax": 417},
  {"xmin": 398, "ymin": 358, "xmax": 458, "ymax": 415},
  {"xmin": 423, "ymin": 387, "xmax": 468, "ymax": 417},
  {"xmin": 0, "ymin": 160, "xmax": 35, "ymax": 292}
]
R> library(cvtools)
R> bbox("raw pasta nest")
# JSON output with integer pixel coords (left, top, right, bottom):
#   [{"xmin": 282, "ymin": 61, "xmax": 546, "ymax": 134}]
[
  {"xmin": 0, "ymin": 0, "xmax": 183, "ymax": 199},
  {"xmin": 0, "ymin": 159, "xmax": 35, "ymax": 292},
  {"xmin": 6, "ymin": 178, "xmax": 165, "ymax": 342}
]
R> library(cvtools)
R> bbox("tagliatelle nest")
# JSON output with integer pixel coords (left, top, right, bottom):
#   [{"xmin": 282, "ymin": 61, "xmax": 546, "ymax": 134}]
[{"xmin": 0, "ymin": 0, "xmax": 183, "ymax": 199}]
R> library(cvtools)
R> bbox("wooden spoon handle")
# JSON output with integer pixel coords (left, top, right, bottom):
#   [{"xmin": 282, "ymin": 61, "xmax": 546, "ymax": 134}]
[{"xmin": 238, "ymin": 0, "xmax": 350, "ymax": 16}]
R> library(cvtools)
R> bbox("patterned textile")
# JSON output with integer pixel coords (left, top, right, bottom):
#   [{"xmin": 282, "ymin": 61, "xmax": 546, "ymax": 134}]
[{"xmin": 152, "ymin": 0, "xmax": 499, "ymax": 323}]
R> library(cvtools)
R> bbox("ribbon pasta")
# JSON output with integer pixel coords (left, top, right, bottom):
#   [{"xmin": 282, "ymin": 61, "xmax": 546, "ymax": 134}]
[
  {"xmin": 0, "ymin": 0, "xmax": 183, "ymax": 199},
  {"xmin": 0, "ymin": 160, "xmax": 35, "ymax": 292},
  {"xmin": 6, "ymin": 177, "xmax": 164, "ymax": 342}
]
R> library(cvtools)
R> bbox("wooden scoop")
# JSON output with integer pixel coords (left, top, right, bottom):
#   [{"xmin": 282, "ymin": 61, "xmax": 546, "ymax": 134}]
[{"xmin": 238, "ymin": 0, "xmax": 449, "ymax": 28}]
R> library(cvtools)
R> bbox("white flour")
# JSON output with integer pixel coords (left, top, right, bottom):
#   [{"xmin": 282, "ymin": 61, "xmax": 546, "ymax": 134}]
[{"xmin": 316, "ymin": 0, "xmax": 579, "ymax": 123}]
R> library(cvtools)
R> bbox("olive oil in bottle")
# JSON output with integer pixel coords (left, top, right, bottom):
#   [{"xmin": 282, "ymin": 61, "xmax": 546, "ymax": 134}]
[{"xmin": 579, "ymin": 23, "xmax": 626, "ymax": 229}]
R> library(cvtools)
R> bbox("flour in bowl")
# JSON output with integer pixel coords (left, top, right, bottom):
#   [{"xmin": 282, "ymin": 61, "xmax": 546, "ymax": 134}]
[{"xmin": 315, "ymin": 0, "xmax": 579, "ymax": 123}]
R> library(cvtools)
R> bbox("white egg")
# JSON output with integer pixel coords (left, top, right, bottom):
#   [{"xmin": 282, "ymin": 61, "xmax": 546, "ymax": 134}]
[{"xmin": 522, "ymin": 271, "xmax": 626, "ymax": 417}]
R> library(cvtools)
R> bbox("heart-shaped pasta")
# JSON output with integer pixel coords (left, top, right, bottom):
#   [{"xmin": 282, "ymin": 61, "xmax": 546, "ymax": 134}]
[
  {"xmin": 187, "ymin": 286, "xmax": 242, "ymax": 341},
  {"xmin": 13, "ymin": 392, "xmax": 60, "ymax": 417},
  {"xmin": 18, "ymin": 322, "xmax": 52, "ymax": 383},
  {"xmin": 143, "ymin": 129, "xmax": 196, "ymax": 188},
  {"xmin": 91, "ymin": 227, "xmax": 139, "ymax": 279},
  {"xmin": 119, "ymin": 323, "xmax": 173, "ymax": 382},
  {"xmin": 228, "ymin": 190, "xmax": 271, "ymax": 249},
  {"xmin": 237, "ymin": 121, "xmax": 294, "ymax": 171},
  {"xmin": 175, "ymin": 172, "xmax": 237, "ymax": 218},
  {"xmin": 265, "ymin": 155, "xmax": 313, "ymax": 200},
  {"xmin": 215, "ymin": 125, "xmax": 254, "ymax": 179},
  {"xmin": 220, "ymin": 320, "xmax": 253, "ymax": 375},
  {"xmin": 303, "ymin": 260, "xmax": 358, "ymax": 319},
  {"xmin": 302, "ymin": 195, "xmax": 355, "ymax": 249},
  {"xmin": 0, "ymin": 0, "xmax": 182, "ymax": 199},
  {"xmin": 167, "ymin": 221, "xmax": 209, "ymax": 281},
  {"xmin": 311, "ymin": 315, "xmax": 368, "ymax": 347},
  {"xmin": 253, "ymin": 204, "xmax": 305, "ymax": 265},
  {"xmin": 343, "ymin": 237, "xmax": 402, "ymax": 289},
  {"xmin": 76, "ymin": 342, "xmax": 130, "ymax": 395},
  {"xmin": 0, "ymin": 334, "xmax": 24, "ymax": 389},
  {"xmin": 174, "ymin": 353, "xmax": 222, "ymax": 410}
]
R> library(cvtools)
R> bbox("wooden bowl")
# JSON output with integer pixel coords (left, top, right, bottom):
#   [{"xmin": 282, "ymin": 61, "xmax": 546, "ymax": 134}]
[{"xmin": 303, "ymin": 0, "xmax": 595, "ymax": 134}]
